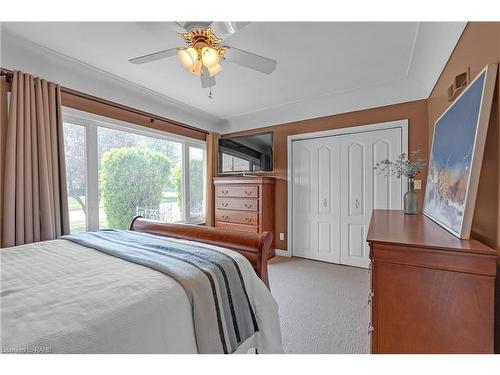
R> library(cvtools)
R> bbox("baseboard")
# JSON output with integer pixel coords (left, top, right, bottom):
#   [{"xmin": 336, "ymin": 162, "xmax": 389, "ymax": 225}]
[{"xmin": 275, "ymin": 248, "xmax": 291, "ymax": 257}]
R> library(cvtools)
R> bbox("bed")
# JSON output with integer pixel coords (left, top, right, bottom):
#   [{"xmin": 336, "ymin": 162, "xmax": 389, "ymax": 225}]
[{"xmin": 0, "ymin": 217, "xmax": 283, "ymax": 354}]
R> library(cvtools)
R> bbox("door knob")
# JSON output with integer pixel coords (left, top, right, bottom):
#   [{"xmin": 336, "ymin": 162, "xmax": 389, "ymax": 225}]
[{"xmin": 368, "ymin": 323, "xmax": 374, "ymax": 335}]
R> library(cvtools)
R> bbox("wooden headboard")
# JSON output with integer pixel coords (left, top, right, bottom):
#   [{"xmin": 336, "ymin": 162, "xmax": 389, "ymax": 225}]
[{"xmin": 129, "ymin": 216, "xmax": 272, "ymax": 287}]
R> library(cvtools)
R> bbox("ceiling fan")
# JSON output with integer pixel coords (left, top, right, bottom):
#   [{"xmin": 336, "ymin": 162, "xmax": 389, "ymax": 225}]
[{"xmin": 129, "ymin": 22, "xmax": 277, "ymax": 89}]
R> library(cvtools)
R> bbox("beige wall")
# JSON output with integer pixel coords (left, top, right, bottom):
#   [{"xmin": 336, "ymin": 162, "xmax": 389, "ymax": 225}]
[
  {"xmin": 427, "ymin": 21, "xmax": 500, "ymax": 352},
  {"xmin": 428, "ymin": 22, "xmax": 500, "ymax": 249},
  {"xmin": 223, "ymin": 99, "xmax": 429, "ymax": 251}
]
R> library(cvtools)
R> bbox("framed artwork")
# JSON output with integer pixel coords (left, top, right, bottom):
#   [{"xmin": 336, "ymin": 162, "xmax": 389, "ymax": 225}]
[{"xmin": 423, "ymin": 64, "xmax": 498, "ymax": 239}]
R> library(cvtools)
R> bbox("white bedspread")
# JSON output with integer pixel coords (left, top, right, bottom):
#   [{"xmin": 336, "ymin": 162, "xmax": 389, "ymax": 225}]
[{"xmin": 0, "ymin": 237, "xmax": 283, "ymax": 354}]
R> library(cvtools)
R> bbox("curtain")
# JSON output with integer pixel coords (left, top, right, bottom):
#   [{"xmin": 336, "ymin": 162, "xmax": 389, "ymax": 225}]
[
  {"xmin": 205, "ymin": 132, "xmax": 219, "ymax": 227},
  {"xmin": 1, "ymin": 71, "xmax": 69, "ymax": 248}
]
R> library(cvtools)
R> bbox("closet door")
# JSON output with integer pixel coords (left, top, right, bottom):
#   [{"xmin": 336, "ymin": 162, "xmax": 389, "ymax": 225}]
[
  {"xmin": 292, "ymin": 137, "xmax": 341, "ymax": 263},
  {"xmin": 340, "ymin": 128, "xmax": 402, "ymax": 268}
]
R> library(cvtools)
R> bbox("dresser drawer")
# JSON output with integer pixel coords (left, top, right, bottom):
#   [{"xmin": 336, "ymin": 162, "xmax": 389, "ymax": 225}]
[
  {"xmin": 216, "ymin": 221, "xmax": 259, "ymax": 233},
  {"xmin": 215, "ymin": 210, "xmax": 259, "ymax": 225},
  {"xmin": 216, "ymin": 198, "xmax": 258, "ymax": 211},
  {"xmin": 216, "ymin": 185, "xmax": 259, "ymax": 198}
]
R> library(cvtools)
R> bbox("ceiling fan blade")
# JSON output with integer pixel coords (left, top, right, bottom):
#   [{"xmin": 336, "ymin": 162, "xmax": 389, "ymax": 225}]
[
  {"xmin": 135, "ymin": 22, "xmax": 185, "ymax": 35},
  {"xmin": 129, "ymin": 48, "xmax": 178, "ymax": 65},
  {"xmin": 209, "ymin": 22, "xmax": 250, "ymax": 41},
  {"xmin": 178, "ymin": 21, "xmax": 212, "ymax": 31},
  {"xmin": 172, "ymin": 22, "xmax": 188, "ymax": 32},
  {"xmin": 201, "ymin": 67, "xmax": 216, "ymax": 88},
  {"xmin": 223, "ymin": 47, "xmax": 277, "ymax": 74}
]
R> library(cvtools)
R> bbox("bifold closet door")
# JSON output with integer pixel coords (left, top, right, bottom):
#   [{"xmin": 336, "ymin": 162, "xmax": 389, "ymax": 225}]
[
  {"xmin": 340, "ymin": 128, "xmax": 403, "ymax": 268},
  {"xmin": 291, "ymin": 137, "xmax": 341, "ymax": 263}
]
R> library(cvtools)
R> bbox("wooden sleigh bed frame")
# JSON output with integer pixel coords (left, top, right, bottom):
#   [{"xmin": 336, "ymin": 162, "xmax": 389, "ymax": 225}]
[{"xmin": 130, "ymin": 216, "xmax": 272, "ymax": 287}]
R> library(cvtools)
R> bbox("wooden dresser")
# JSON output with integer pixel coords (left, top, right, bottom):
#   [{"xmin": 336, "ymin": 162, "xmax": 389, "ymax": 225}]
[
  {"xmin": 367, "ymin": 209, "xmax": 497, "ymax": 354},
  {"xmin": 213, "ymin": 176, "xmax": 275, "ymax": 258}
]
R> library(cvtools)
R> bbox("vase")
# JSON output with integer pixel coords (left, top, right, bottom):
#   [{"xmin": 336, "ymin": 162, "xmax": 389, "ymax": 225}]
[{"xmin": 404, "ymin": 177, "xmax": 419, "ymax": 214}]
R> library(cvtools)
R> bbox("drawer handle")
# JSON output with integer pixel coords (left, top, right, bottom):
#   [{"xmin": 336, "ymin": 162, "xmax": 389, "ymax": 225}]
[
  {"xmin": 245, "ymin": 217, "xmax": 252, "ymax": 222},
  {"xmin": 222, "ymin": 190, "xmax": 228, "ymax": 195},
  {"xmin": 245, "ymin": 190, "xmax": 252, "ymax": 196},
  {"xmin": 221, "ymin": 215, "xmax": 229, "ymax": 220},
  {"xmin": 244, "ymin": 203, "xmax": 252, "ymax": 209},
  {"xmin": 221, "ymin": 202, "xmax": 228, "ymax": 207}
]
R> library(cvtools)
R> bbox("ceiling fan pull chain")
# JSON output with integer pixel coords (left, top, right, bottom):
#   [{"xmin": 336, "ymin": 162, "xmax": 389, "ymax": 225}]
[{"xmin": 208, "ymin": 78, "xmax": 214, "ymax": 99}]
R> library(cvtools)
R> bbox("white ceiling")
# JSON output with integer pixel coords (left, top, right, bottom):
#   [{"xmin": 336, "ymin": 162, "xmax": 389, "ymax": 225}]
[{"xmin": 1, "ymin": 22, "xmax": 466, "ymax": 132}]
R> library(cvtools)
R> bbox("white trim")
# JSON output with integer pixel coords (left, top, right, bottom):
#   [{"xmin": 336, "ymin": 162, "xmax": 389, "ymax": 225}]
[
  {"xmin": 63, "ymin": 107, "xmax": 206, "ymax": 147},
  {"xmin": 85, "ymin": 124, "xmax": 99, "ymax": 231},
  {"xmin": 287, "ymin": 119, "xmax": 409, "ymax": 257},
  {"xmin": 181, "ymin": 142, "xmax": 188, "ymax": 221},
  {"xmin": 275, "ymin": 249, "xmax": 291, "ymax": 257},
  {"xmin": 287, "ymin": 119, "xmax": 408, "ymax": 142}
]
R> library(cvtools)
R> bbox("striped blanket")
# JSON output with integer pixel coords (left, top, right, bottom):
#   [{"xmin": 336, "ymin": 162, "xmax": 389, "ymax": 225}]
[{"xmin": 62, "ymin": 230, "xmax": 258, "ymax": 354}]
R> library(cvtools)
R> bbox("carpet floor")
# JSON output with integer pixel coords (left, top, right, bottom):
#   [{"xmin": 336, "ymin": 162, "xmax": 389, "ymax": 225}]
[{"xmin": 268, "ymin": 256, "xmax": 370, "ymax": 354}]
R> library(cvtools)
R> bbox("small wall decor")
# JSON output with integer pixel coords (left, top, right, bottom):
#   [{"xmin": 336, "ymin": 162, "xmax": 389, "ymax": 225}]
[
  {"xmin": 423, "ymin": 64, "xmax": 498, "ymax": 239},
  {"xmin": 447, "ymin": 67, "xmax": 470, "ymax": 102}
]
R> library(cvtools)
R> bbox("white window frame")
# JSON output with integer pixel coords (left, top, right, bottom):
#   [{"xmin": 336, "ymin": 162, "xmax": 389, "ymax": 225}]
[{"xmin": 62, "ymin": 107, "xmax": 206, "ymax": 231}]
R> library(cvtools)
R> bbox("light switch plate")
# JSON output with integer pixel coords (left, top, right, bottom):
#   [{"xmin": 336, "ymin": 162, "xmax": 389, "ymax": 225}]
[
  {"xmin": 279, "ymin": 233, "xmax": 285, "ymax": 241},
  {"xmin": 414, "ymin": 180, "xmax": 422, "ymax": 190}
]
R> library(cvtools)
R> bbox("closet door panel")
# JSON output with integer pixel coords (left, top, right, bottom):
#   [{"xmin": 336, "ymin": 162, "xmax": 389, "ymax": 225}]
[
  {"xmin": 340, "ymin": 128, "xmax": 402, "ymax": 268},
  {"xmin": 292, "ymin": 137, "xmax": 341, "ymax": 263},
  {"xmin": 373, "ymin": 140, "xmax": 391, "ymax": 209},
  {"xmin": 318, "ymin": 146, "xmax": 331, "ymax": 214},
  {"xmin": 292, "ymin": 141, "xmax": 315, "ymax": 257},
  {"xmin": 348, "ymin": 142, "xmax": 365, "ymax": 217},
  {"xmin": 292, "ymin": 126, "xmax": 402, "ymax": 267}
]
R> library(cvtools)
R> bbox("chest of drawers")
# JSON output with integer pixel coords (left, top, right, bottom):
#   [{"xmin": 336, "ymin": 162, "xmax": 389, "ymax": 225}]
[
  {"xmin": 213, "ymin": 176, "xmax": 275, "ymax": 257},
  {"xmin": 367, "ymin": 210, "xmax": 497, "ymax": 353}
]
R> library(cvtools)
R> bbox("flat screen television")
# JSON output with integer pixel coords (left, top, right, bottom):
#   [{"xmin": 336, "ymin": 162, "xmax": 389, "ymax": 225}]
[{"xmin": 219, "ymin": 132, "xmax": 273, "ymax": 173}]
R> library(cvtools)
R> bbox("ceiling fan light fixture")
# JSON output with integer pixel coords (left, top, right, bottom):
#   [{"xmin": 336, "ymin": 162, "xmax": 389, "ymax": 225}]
[
  {"xmin": 178, "ymin": 48, "xmax": 193, "ymax": 69},
  {"xmin": 129, "ymin": 24, "xmax": 277, "ymax": 89},
  {"xmin": 208, "ymin": 63, "xmax": 222, "ymax": 76},
  {"xmin": 201, "ymin": 46, "xmax": 220, "ymax": 68},
  {"xmin": 189, "ymin": 59, "xmax": 203, "ymax": 76},
  {"xmin": 186, "ymin": 47, "xmax": 198, "ymax": 62}
]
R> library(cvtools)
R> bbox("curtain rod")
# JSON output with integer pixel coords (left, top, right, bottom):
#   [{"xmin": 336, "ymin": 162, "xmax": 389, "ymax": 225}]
[
  {"xmin": 0, "ymin": 67, "xmax": 209, "ymax": 135},
  {"xmin": 0, "ymin": 68, "xmax": 14, "ymax": 81}
]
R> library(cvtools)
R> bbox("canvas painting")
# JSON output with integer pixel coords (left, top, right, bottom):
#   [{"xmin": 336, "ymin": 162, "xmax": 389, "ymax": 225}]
[{"xmin": 423, "ymin": 64, "xmax": 497, "ymax": 238}]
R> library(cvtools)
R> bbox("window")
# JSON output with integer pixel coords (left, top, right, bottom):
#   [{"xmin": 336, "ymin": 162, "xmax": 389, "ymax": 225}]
[
  {"xmin": 222, "ymin": 153, "xmax": 250, "ymax": 172},
  {"xmin": 63, "ymin": 123, "xmax": 87, "ymax": 233},
  {"xmin": 188, "ymin": 146, "xmax": 206, "ymax": 219},
  {"xmin": 62, "ymin": 110, "xmax": 206, "ymax": 233}
]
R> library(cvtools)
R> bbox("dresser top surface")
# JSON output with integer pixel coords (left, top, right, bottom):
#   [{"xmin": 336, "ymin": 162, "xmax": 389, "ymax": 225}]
[
  {"xmin": 213, "ymin": 176, "xmax": 275, "ymax": 185},
  {"xmin": 367, "ymin": 210, "xmax": 496, "ymax": 256}
]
